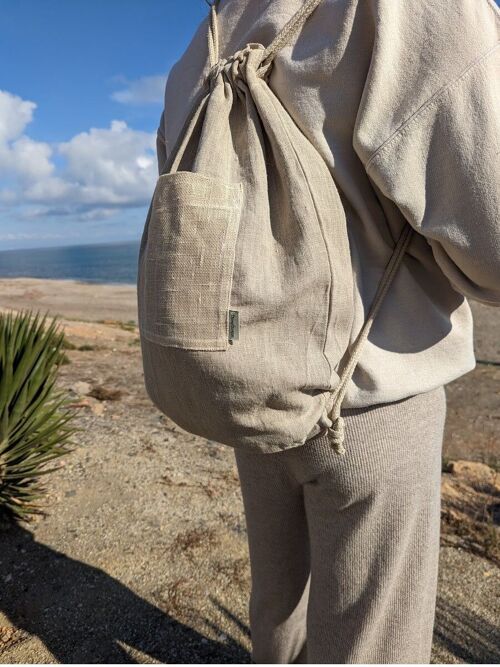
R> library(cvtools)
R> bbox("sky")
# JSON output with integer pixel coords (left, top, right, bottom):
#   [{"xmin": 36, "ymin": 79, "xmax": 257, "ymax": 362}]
[{"xmin": 0, "ymin": 0, "xmax": 207, "ymax": 250}]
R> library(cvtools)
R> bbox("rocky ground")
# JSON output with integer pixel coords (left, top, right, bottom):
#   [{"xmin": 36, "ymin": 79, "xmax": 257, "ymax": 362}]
[{"xmin": 0, "ymin": 278, "xmax": 498, "ymax": 664}]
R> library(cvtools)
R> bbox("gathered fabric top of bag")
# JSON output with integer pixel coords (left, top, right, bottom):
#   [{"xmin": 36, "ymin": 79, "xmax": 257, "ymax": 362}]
[{"xmin": 138, "ymin": 0, "xmax": 500, "ymax": 455}]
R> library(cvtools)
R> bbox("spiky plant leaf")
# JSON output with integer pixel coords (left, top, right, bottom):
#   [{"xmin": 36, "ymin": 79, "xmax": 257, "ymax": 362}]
[{"xmin": 0, "ymin": 310, "xmax": 77, "ymax": 522}]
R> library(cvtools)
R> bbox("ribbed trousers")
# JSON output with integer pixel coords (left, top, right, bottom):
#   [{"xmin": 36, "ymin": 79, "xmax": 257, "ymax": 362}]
[{"xmin": 234, "ymin": 385, "xmax": 447, "ymax": 664}]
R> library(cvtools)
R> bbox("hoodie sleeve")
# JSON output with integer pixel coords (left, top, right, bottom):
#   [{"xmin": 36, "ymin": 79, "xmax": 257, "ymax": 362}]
[{"xmin": 354, "ymin": 0, "xmax": 500, "ymax": 306}]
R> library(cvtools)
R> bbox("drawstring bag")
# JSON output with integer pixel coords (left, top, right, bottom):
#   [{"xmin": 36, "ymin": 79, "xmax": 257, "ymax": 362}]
[{"xmin": 137, "ymin": 0, "xmax": 413, "ymax": 454}]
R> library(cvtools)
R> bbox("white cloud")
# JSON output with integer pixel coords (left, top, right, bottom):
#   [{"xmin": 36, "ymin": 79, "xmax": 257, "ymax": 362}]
[
  {"xmin": 0, "ymin": 90, "xmax": 36, "ymax": 143},
  {"xmin": 0, "ymin": 89, "xmax": 158, "ymax": 222},
  {"xmin": 9, "ymin": 136, "xmax": 55, "ymax": 181},
  {"xmin": 57, "ymin": 119, "xmax": 156, "ymax": 206},
  {"xmin": 111, "ymin": 74, "xmax": 166, "ymax": 105},
  {"xmin": 0, "ymin": 91, "xmax": 55, "ymax": 184}
]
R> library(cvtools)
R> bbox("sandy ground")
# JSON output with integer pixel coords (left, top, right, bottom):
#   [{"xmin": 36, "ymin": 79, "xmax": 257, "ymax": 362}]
[
  {"xmin": 0, "ymin": 277, "xmax": 138, "ymax": 324},
  {"xmin": 0, "ymin": 278, "xmax": 498, "ymax": 664}
]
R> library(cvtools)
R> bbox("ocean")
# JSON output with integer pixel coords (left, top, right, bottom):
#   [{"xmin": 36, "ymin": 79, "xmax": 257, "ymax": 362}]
[{"xmin": 0, "ymin": 241, "xmax": 141, "ymax": 285}]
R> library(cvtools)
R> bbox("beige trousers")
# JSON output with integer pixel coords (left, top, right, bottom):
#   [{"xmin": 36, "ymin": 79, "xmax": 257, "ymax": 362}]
[{"xmin": 234, "ymin": 386, "xmax": 447, "ymax": 664}]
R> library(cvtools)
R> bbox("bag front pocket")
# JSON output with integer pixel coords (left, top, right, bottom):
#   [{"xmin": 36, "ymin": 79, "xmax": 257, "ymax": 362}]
[{"xmin": 139, "ymin": 171, "xmax": 243, "ymax": 351}]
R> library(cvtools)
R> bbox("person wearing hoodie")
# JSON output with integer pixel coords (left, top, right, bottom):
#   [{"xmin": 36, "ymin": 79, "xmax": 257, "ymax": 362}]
[{"xmin": 152, "ymin": 0, "xmax": 500, "ymax": 662}]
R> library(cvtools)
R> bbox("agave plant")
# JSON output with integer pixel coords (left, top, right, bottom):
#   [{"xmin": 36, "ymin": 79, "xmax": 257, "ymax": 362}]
[{"xmin": 0, "ymin": 310, "xmax": 77, "ymax": 522}]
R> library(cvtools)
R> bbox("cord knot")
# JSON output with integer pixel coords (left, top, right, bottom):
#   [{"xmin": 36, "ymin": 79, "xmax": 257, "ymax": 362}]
[
  {"xmin": 207, "ymin": 58, "xmax": 228, "ymax": 85},
  {"xmin": 327, "ymin": 416, "xmax": 346, "ymax": 455}
]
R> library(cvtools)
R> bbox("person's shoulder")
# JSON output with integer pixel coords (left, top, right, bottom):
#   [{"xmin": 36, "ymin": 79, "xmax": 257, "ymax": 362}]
[
  {"xmin": 369, "ymin": 0, "xmax": 499, "ymax": 59},
  {"xmin": 353, "ymin": 0, "xmax": 499, "ymax": 164}
]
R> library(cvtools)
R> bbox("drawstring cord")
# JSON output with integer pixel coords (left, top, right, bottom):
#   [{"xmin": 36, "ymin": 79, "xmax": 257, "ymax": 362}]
[
  {"xmin": 206, "ymin": 0, "xmax": 323, "ymax": 77},
  {"xmin": 260, "ymin": 0, "xmax": 323, "ymax": 71},
  {"xmin": 206, "ymin": 0, "xmax": 220, "ymax": 68},
  {"xmin": 326, "ymin": 224, "xmax": 414, "ymax": 454}
]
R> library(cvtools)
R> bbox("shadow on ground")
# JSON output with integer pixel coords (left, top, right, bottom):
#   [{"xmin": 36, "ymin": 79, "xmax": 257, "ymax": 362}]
[
  {"xmin": 0, "ymin": 523, "xmax": 250, "ymax": 663},
  {"xmin": 3, "ymin": 523, "xmax": 499, "ymax": 664},
  {"xmin": 434, "ymin": 596, "xmax": 500, "ymax": 664}
]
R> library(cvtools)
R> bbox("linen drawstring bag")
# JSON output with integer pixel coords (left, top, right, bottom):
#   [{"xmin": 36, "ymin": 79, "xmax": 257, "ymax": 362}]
[{"xmin": 137, "ymin": 0, "xmax": 413, "ymax": 454}]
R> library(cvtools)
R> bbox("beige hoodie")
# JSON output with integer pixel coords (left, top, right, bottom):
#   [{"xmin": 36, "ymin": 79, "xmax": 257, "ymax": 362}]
[{"xmin": 156, "ymin": 0, "xmax": 500, "ymax": 410}]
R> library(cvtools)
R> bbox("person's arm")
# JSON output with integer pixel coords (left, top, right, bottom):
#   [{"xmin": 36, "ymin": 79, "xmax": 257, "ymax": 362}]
[{"xmin": 354, "ymin": 0, "xmax": 500, "ymax": 305}]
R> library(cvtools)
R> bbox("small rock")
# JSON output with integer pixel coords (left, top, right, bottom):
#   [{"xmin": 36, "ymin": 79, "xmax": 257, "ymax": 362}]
[
  {"xmin": 88, "ymin": 399, "xmax": 106, "ymax": 416},
  {"xmin": 70, "ymin": 381, "xmax": 92, "ymax": 396},
  {"xmin": 88, "ymin": 385, "xmax": 124, "ymax": 401},
  {"xmin": 450, "ymin": 460, "xmax": 499, "ymax": 492}
]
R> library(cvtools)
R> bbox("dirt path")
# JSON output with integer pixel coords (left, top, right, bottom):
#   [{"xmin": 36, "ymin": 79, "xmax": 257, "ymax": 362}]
[{"xmin": 0, "ymin": 278, "xmax": 498, "ymax": 663}]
